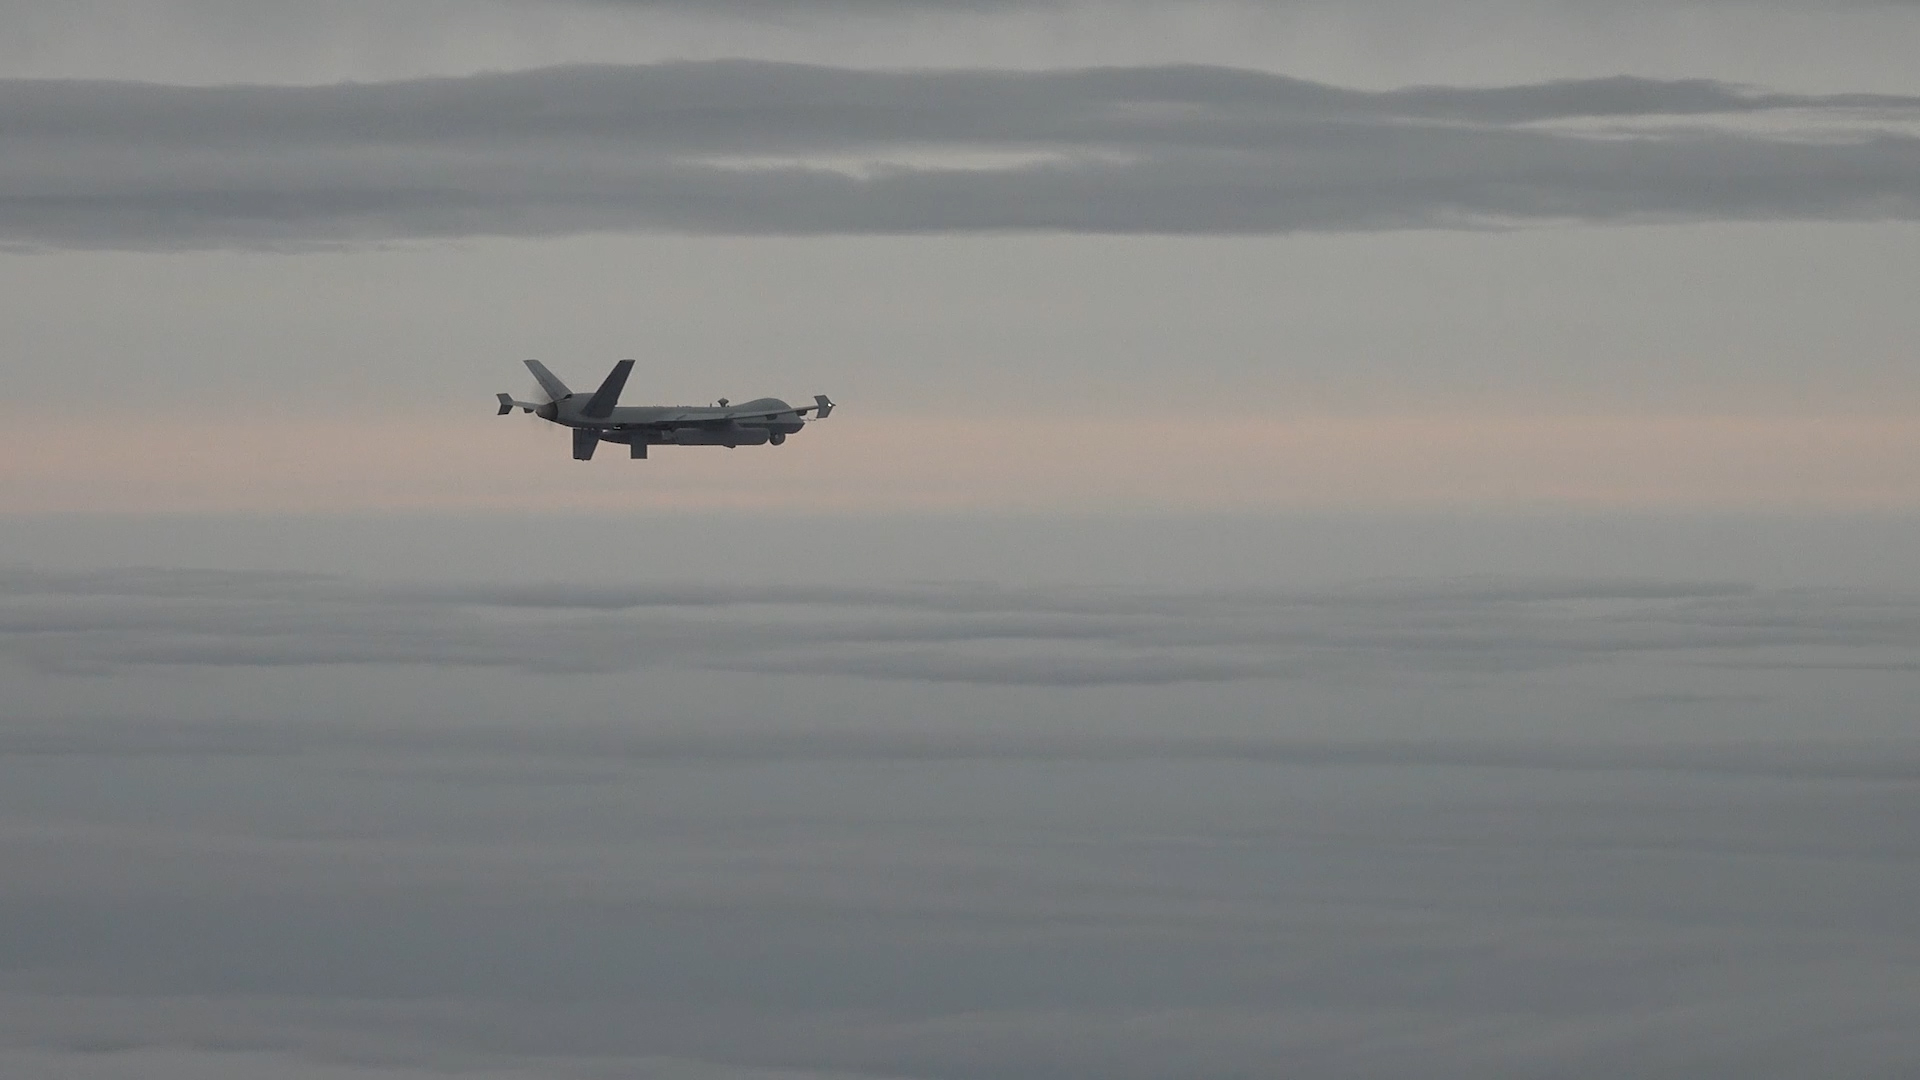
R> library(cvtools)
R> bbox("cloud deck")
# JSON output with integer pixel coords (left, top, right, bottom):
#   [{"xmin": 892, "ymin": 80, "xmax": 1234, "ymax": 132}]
[{"xmin": 5, "ymin": 63, "xmax": 1920, "ymax": 248}]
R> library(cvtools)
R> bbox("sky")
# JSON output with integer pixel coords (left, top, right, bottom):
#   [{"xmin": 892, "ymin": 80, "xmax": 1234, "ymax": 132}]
[{"xmin": 2, "ymin": 2, "xmax": 1918, "ymax": 1078}]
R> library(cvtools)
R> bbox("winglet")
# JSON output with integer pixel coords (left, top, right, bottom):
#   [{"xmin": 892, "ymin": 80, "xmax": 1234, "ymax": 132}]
[
  {"xmin": 496, "ymin": 392, "xmax": 514, "ymax": 416},
  {"xmin": 812, "ymin": 394, "xmax": 835, "ymax": 419}
]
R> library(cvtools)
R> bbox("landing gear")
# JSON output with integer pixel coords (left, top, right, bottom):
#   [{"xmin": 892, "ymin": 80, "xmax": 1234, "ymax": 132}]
[
  {"xmin": 769, "ymin": 432, "xmax": 786, "ymax": 446},
  {"xmin": 630, "ymin": 441, "xmax": 647, "ymax": 459}
]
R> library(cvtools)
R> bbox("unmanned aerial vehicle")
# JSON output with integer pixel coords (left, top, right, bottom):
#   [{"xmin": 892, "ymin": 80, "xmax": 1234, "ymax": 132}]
[{"xmin": 497, "ymin": 359, "xmax": 834, "ymax": 460}]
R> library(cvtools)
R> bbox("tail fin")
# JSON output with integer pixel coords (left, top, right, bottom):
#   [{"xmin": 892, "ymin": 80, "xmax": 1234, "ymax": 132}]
[
  {"xmin": 580, "ymin": 359, "xmax": 634, "ymax": 419},
  {"xmin": 524, "ymin": 359, "xmax": 572, "ymax": 401}
]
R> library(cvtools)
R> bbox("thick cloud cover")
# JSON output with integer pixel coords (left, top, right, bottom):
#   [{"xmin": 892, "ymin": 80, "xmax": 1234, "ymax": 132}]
[
  {"xmin": 5, "ymin": 566, "xmax": 1916, "ymax": 686},
  {"xmin": 4, "ymin": 562, "xmax": 1918, "ymax": 1078},
  {"xmin": 4, "ymin": 62, "xmax": 1919, "ymax": 248}
]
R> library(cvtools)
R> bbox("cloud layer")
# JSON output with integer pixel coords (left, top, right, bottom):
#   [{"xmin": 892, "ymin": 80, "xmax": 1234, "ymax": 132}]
[
  {"xmin": 4, "ymin": 566, "xmax": 1915, "ymax": 686},
  {"xmin": 5, "ymin": 62, "xmax": 1919, "ymax": 247},
  {"xmin": 5, "ymin": 563, "xmax": 1918, "ymax": 1078}
]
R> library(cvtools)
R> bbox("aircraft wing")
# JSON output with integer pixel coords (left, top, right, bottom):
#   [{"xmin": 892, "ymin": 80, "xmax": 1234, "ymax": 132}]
[
  {"xmin": 634, "ymin": 413, "xmax": 748, "ymax": 430},
  {"xmin": 638, "ymin": 396, "xmax": 835, "ymax": 428}
]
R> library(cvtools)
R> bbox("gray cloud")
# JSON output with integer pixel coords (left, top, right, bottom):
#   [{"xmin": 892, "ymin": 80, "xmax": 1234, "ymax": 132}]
[
  {"xmin": 3, "ymin": 62, "xmax": 1918, "ymax": 248},
  {"xmin": 4, "ymin": 564, "xmax": 1919, "ymax": 1078},
  {"xmin": 566, "ymin": 0, "xmax": 1058, "ymax": 8},
  {"xmin": 4, "ymin": 714, "xmax": 1919, "ymax": 1078},
  {"xmin": 555, "ymin": 0, "xmax": 1920, "ymax": 11},
  {"xmin": 11, "ymin": 712, "xmax": 1920, "ymax": 784},
  {"xmin": 5, "ymin": 566, "xmax": 1915, "ymax": 686}
]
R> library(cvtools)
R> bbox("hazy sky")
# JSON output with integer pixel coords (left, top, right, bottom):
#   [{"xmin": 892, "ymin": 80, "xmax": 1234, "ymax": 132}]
[
  {"xmin": 4, "ymin": 1, "xmax": 1920, "ymax": 512},
  {"xmin": 2, "ymin": 2, "xmax": 1918, "ymax": 1078}
]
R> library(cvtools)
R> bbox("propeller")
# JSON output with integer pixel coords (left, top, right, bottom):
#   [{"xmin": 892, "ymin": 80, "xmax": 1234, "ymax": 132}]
[
  {"xmin": 495, "ymin": 379, "xmax": 560, "ymax": 422},
  {"xmin": 530, "ymin": 379, "xmax": 564, "ymax": 423}
]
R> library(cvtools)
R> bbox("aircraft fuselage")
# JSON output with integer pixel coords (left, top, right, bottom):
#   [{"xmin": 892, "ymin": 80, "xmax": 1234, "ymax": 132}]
[
  {"xmin": 498, "ymin": 360, "xmax": 833, "ymax": 460},
  {"xmin": 549, "ymin": 397, "xmax": 808, "ymax": 439}
]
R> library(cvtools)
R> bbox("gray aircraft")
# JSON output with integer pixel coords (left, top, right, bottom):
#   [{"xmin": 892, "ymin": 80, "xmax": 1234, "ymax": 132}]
[{"xmin": 497, "ymin": 359, "xmax": 834, "ymax": 460}]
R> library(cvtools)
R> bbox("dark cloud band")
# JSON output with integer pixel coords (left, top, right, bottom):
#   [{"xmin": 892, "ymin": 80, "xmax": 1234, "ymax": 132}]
[{"xmin": 3, "ymin": 62, "xmax": 1918, "ymax": 248}]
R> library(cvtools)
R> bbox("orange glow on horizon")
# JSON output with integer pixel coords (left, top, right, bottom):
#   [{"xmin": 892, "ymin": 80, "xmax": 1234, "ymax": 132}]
[{"xmin": 3, "ymin": 409, "xmax": 1916, "ymax": 514}]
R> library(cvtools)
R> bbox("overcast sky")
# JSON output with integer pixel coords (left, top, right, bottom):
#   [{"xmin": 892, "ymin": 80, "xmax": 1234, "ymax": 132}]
[{"xmin": 2, "ymin": 2, "xmax": 1918, "ymax": 1078}]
